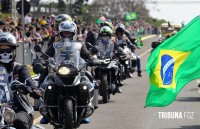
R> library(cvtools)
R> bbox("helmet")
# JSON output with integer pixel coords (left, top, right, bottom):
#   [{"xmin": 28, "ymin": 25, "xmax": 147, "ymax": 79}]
[
  {"xmin": 115, "ymin": 23, "xmax": 125, "ymax": 33},
  {"xmin": 55, "ymin": 14, "xmax": 72, "ymax": 31},
  {"xmin": 103, "ymin": 19, "xmax": 114, "ymax": 30},
  {"xmin": 0, "ymin": 32, "xmax": 18, "ymax": 48},
  {"xmin": 100, "ymin": 26, "xmax": 113, "ymax": 36},
  {"xmin": 59, "ymin": 21, "xmax": 77, "ymax": 39},
  {"xmin": 0, "ymin": 32, "xmax": 18, "ymax": 63},
  {"xmin": 55, "ymin": 14, "xmax": 72, "ymax": 25}
]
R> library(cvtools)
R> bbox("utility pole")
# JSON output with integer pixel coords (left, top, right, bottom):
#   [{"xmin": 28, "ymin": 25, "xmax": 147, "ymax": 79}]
[
  {"xmin": 21, "ymin": 0, "xmax": 25, "ymax": 64},
  {"xmin": 12, "ymin": 0, "xmax": 18, "ymax": 21}
]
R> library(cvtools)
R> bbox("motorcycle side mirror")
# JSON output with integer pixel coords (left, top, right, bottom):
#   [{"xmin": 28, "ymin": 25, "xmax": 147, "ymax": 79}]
[
  {"xmin": 33, "ymin": 63, "xmax": 45, "ymax": 74},
  {"xmin": 151, "ymin": 41, "xmax": 161, "ymax": 49},
  {"xmin": 34, "ymin": 45, "xmax": 42, "ymax": 52}
]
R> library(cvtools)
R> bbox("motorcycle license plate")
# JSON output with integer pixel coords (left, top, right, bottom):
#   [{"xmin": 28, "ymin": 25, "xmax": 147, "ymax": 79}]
[{"xmin": 125, "ymin": 61, "xmax": 129, "ymax": 64}]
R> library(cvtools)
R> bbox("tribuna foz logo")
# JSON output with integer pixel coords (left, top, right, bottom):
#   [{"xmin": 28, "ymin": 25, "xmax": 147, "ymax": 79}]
[{"xmin": 158, "ymin": 112, "xmax": 194, "ymax": 119}]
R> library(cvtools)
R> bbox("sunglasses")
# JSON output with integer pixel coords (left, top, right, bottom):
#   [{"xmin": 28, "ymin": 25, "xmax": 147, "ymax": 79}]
[
  {"xmin": 102, "ymin": 34, "xmax": 110, "ymax": 37},
  {"xmin": 0, "ymin": 48, "xmax": 13, "ymax": 54}
]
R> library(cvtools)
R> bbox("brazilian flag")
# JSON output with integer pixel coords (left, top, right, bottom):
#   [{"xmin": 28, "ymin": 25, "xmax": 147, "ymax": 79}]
[
  {"xmin": 136, "ymin": 36, "xmax": 143, "ymax": 48},
  {"xmin": 125, "ymin": 12, "xmax": 137, "ymax": 21},
  {"xmin": 145, "ymin": 16, "xmax": 200, "ymax": 107}
]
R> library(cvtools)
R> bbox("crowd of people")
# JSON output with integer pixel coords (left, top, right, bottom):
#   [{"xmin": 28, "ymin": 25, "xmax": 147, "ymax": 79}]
[{"xmin": 0, "ymin": 13, "xmax": 156, "ymax": 52}]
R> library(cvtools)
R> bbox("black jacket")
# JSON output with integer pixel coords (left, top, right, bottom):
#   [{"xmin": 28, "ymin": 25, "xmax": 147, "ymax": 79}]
[{"xmin": 1, "ymin": 62, "xmax": 36, "ymax": 114}]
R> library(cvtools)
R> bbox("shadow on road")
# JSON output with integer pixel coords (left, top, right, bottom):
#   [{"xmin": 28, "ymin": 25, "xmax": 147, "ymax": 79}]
[
  {"xmin": 188, "ymin": 88, "xmax": 198, "ymax": 91},
  {"xmin": 98, "ymin": 100, "xmax": 116, "ymax": 104},
  {"xmin": 161, "ymin": 125, "xmax": 200, "ymax": 129},
  {"xmin": 175, "ymin": 97, "xmax": 200, "ymax": 102}
]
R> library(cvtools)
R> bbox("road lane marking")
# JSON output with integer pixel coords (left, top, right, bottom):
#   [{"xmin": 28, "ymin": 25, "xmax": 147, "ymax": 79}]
[
  {"xmin": 32, "ymin": 34, "xmax": 157, "ymax": 124},
  {"xmin": 138, "ymin": 48, "xmax": 152, "ymax": 58},
  {"xmin": 142, "ymin": 35, "xmax": 157, "ymax": 40},
  {"xmin": 139, "ymin": 35, "xmax": 157, "ymax": 58},
  {"xmin": 33, "ymin": 115, "xmax": 43, "ymax": 124}
]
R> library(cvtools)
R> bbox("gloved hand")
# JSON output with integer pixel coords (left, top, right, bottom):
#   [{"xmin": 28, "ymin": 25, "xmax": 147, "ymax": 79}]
[
  {"xmin": 87, "ymin": 58, "xmax": 101, "ymax": 66},
  {"xmin": 30, "ymin": 89, "xmax": 43, "ymax": 100}
]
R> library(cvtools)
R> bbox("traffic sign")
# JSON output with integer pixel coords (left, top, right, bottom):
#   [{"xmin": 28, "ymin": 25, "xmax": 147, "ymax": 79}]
[{"xmin": 16, "ymin": 0, "xmax": 31, "ymax": 15}]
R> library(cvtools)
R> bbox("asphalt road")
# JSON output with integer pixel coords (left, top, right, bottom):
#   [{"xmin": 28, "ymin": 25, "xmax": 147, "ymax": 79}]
[{"xmin": 33, "ymin": 35, "xmax": 200, "ymax": 129}]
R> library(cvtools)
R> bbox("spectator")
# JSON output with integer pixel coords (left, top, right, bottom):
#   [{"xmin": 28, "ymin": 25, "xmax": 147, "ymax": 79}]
[
  {"xmin": 0, "ymin": 21, "xmax": 5, "ymax": 32},
  {"xmin": 85, "ymin": 26, "xmax": 96, "ymax": 48},
  {"xmin": 25, "ymin": 13, "xmax": 32, "ymax": 25},
  {"xmin": 40, "ymin": 16, "xmax": 47, "ymax": 26},
  {"xmin": 50, "ymin": 14, "xmax": 55, "ymax": 25}
]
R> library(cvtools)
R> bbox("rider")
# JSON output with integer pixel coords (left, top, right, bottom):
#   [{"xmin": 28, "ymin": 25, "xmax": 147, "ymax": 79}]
[
  {"xmin": 0, "ymin": 32, "xmax": 41, "ymax": 129},
  {"xmin": 95, "ymin": 26, "xmax": 122, "ymax": 93},
  {"xmin": 99, "ymin": 19, "xmax": 124, "ymax": 86},
  {"xmin": 47, "ymin": 14, "xmax": 73, "ymax": 47},
  {"xmin": 39, "ymin": 20, "xmax": 98, "ymax": 124},
  {"xmin": 124, "ymin": 29, "xmax": 142, "ymax": 77},
  {"xmin": 115, "ymin": 23, "xmax": 132, "ymax": 78}
]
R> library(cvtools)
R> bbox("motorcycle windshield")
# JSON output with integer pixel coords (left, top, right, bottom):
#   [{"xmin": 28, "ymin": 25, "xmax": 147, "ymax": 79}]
[
  {"xmin": 0, "ymin": 65, "xmax": 13, "ymax": 103},
  {"xmin": 54, "ymin": 41, "xmax": 85, "ymax": 69},
  {"xmin": 97, "ymin": 41, "xmax": 114, "ymax": 59}
]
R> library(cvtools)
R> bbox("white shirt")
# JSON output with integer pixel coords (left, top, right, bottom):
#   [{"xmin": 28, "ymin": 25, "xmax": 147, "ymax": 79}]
[{"xmin": 25, "ymin": 15, "xmax": 31, "ymax": 24}]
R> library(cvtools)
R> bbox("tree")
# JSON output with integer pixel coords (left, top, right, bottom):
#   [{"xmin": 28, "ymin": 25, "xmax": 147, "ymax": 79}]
[
  {"xmin": 58, "ymin": 0, "xmax": 66, "ymax": 13},
  {"xmin": 1, "ymin": 0, "xmax": 11, "ymax": 13}
]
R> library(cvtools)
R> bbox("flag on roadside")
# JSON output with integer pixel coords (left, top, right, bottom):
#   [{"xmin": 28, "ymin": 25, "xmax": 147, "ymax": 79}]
[
  {"xmin": 130, "ymin": 12, "xmax": 137, "ymax": 20},
  {"xmin": 96, "ymin": 18, "xmax": 103, "ymax": 24},
  {"xmin": 145, "ymin": 16, "xmax": 200, "ymax": 107},
  {"xmin": 125, "ymin": 12, "xmax": 137, "ymax": 21},
  {"xmin": 136, "ymin": 36, "xmax": 143, "ymax": 48},
  {"xmin": 125, "ymin": 13, "xmax": 132, "ymax": 21}
]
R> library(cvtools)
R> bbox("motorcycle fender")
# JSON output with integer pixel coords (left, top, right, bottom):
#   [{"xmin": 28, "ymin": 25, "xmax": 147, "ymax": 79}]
[
  {"xmin": 43, "ymin": 83, "xmax": 58, "ymax": 105},
  {"xmin": 77, "ymin": 82, "xmax": 90, "ymax": 105}
]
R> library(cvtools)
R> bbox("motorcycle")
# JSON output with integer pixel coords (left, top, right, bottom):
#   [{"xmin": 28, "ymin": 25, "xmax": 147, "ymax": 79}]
[
  {"xmin": 116, "ymin": 40, "xmax": 136, "ymax": 79},
  {"xmin": 151, "ymin": 37, "xmax": 165, "ymax": 53},
  {"xmin": 90, "ymin": 41, "xmax": 119, "ymax": 103},
  {"xmin": 0, "ymin": 64, "xmax": 44, "ymax": 129},
  {"xmin": 33, "ymin": 41, "xmax": 98, "ymax": 129},
  {"xmin": 123, "ymin": 45, "xmax": 137, "ymax": 74}
]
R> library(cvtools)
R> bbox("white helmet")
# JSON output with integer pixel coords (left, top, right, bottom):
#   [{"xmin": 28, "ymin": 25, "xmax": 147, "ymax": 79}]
[
  {"xmin": 59, "ymin": 21, "xmax": 77, "ymax": 35},
  {"xmin": 0, "ymin": 32, "xmax": 18, "ymax": 64}
]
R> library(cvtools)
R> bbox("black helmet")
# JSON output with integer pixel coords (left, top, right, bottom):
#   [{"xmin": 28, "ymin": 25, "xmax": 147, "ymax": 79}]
[
  {"xmin": 0, "ymin": 32, "xmax": 19, "ymax": 48},
  {"xmin": 115, "ymin": 23, "xmax": 125, "ymax": 33}
]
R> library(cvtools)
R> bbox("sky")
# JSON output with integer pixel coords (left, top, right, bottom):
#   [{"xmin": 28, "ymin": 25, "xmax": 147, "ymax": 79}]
[{"xmin": 145, "ymin": 0, "xmax": 200, "ymax": 24}]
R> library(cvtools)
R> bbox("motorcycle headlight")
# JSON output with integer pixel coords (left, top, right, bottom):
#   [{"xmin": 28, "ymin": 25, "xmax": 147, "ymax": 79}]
[
  {"xmin": 58, "ymin": 67, "xmax": 70, "ymax": 75},
  {"xmin": 3, "ymin": 108, "xmax": 16, "ymax": 123}
]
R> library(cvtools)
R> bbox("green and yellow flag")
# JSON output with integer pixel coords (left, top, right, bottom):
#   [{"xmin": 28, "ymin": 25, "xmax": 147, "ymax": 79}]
[
  {"xmin": 145, "ymin": 16, "xmax": 200, "ymax": 107},
  {"xmin": 125, "ymin": 12, "xmax": 137, "ymax": 21}
]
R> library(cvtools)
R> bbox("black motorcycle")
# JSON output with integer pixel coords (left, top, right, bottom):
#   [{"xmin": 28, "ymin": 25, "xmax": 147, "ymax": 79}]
[
  {"xmin": 90, "ymin": 42, "xmax": 119, "ymax": 103},
  {"xmin": 33, "ymin": 41, "xmax": 97, "ymax": 129}
]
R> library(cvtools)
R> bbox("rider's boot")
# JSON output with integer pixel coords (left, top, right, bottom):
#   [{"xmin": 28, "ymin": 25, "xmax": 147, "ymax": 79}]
[
  {"xmin": 137, "ymin": 70, "xmax": 142, "ymax": 77},
  {"xmin": 40, "ymin": 117, "xmax": 49, "ymax": 124},
  {"xmin": 81, "ymin": 117, "xmax": 90, "ymax": 124}
]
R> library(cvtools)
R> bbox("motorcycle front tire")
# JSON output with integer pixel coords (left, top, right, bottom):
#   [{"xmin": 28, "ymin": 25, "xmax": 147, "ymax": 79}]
[
  {"xmin": 101, "ymin": 73, "xmax": 109, "ymax": 103},
  {"xmin": 63, "ymin": 99, "xmax": 75, "ymax": 129}
]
